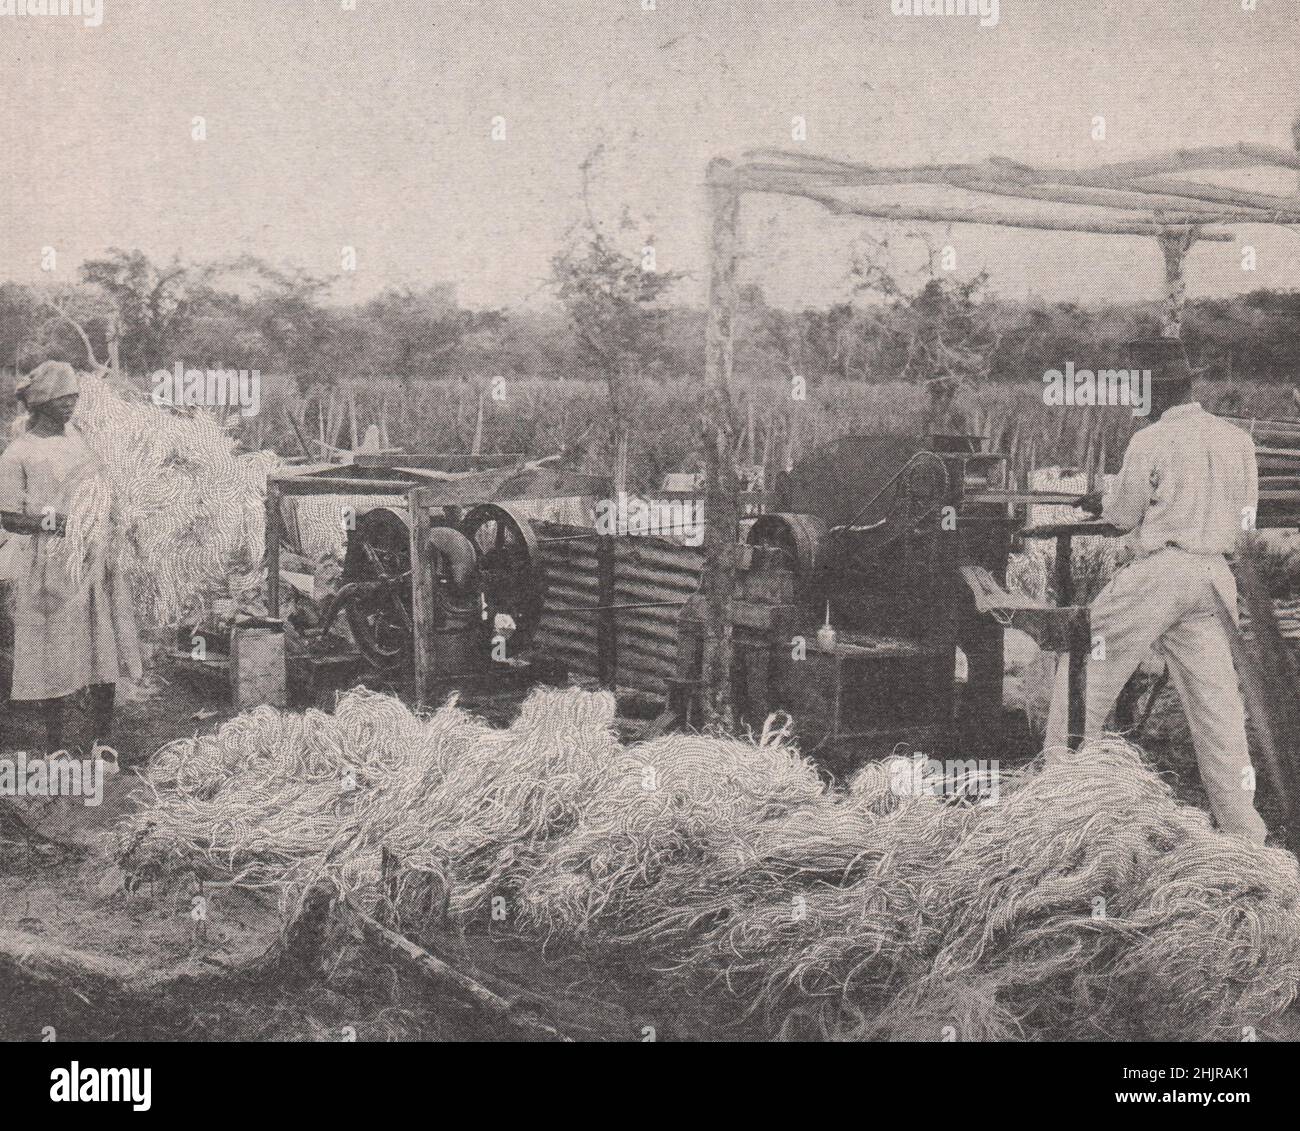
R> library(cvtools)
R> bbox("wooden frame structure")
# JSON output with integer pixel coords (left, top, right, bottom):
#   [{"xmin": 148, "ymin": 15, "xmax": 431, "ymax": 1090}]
[
  {"xmin": 699, "ymin": 139, "xmax": 1300, "ymax": 733},
  {"xmin": 264, "ymin": 455, "xmax": 607, "ymax": 706}
]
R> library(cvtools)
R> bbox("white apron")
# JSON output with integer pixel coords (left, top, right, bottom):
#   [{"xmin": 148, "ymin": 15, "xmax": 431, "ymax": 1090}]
[{"xmin": 0, "ymin": 428, "xmax": 142, "ymax": 700}]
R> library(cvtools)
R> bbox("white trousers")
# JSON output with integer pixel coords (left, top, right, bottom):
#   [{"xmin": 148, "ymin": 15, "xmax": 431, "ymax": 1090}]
[{"xmin": 1045, "ymin": 547, "xmax": 1266, "ymax": 844}]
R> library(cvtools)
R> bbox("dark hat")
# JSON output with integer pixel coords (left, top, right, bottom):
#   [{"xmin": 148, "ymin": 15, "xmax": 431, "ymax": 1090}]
[{"xmin": 1126, "ymin": 337, "xmax": 1202, "ymax": 384}]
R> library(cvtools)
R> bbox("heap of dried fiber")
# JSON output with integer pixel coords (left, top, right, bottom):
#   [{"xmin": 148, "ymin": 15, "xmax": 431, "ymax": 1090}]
[{"xmin": 117, "ymin": 686, "xmax": 1300, "ymax": 1041}]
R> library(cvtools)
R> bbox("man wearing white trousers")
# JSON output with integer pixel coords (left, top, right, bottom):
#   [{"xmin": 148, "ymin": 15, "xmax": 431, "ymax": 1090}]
[{"xmin": 1045, "ymin": 338, "xmax": 1267, "ymax": 843}]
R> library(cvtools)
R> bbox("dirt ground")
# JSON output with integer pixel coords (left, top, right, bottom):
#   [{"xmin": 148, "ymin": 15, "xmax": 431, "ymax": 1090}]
[
  {"xmin": 0, "ymin": 653, "xmax": 662, "ymax": 1042},
  {"xmin": 1, "ymin": 634, "xmax": 1296, "ymax": 1042}
]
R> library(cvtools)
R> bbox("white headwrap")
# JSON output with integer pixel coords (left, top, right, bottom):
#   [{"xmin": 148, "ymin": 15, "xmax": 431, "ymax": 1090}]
[{"xmin": 16, "ymin": 360, "xmax": 80, "ymax": 407}]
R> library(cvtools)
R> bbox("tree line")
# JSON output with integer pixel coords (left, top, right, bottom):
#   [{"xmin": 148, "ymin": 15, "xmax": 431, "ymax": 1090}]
[{"xmin": 2, "ymin": 243, "xmax": 1299, "ymax": 396}]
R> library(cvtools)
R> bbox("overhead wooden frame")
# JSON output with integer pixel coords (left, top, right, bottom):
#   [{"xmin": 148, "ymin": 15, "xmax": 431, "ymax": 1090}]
[{"xmin": 696, "ymin": 140, "xmax": 1300, "ymax": 724}]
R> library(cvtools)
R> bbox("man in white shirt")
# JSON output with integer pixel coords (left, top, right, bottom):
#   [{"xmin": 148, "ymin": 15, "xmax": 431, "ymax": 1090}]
[{"xmin": 1045, "ymin": 338, "xmax": 1266, "ymax": 843}]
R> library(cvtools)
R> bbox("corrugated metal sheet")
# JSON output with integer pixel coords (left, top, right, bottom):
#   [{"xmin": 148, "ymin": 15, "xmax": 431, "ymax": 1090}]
[{"xmin": 534, "ymin": 522, "xmax": 702, "ymax": 695}]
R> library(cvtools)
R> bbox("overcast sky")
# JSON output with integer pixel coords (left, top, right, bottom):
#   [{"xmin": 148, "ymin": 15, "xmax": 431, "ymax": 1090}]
[{"xmin": 3, "ymin": 0, "xmax": 1299, "ymax": 310}]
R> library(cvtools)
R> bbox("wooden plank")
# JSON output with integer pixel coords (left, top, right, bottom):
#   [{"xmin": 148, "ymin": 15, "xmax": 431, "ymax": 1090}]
[
  {"xmin": 353, "ymin": 453, "xmax": 523, "ymax": 471},
  {"xmin": 270, "ymin": 462, "xmax": 337, "ymax": 479},
  {"xmin": 1221, "ymin": 414, "xmax": 1300, "ymax": 433},
  {"xmin": 1018, "ymin": 521, "xmax": 1121, "ymax": 540},
  {"xmin": 967, "ymin": 490, "xmax": 1087, "ymax": 507},
  {"xmin": 1221, "ymin": 417, "xmax": 1300, "ymax": 450},
  {"xmin": 271, "ymin": 476, "xmax": 417, "ymax": 496}
]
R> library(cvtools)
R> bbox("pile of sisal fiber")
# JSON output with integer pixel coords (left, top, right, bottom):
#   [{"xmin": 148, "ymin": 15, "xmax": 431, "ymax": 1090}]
[{"xmin": 117, "ymin": 685, "xmax": 1300, "ymax": 1041}]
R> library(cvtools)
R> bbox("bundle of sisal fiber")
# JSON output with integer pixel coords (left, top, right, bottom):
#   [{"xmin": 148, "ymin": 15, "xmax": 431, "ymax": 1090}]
[
  {"xmin": 116, "ymin": 686, "xmax": 1300, "ymax": 1041},
  {"xmin": 58, "ymin": 372, "xmax": 281, "ymax": 625}
]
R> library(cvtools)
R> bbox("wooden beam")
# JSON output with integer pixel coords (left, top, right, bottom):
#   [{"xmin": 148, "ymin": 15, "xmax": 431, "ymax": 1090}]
[
  {"xmin": 1005, "ymin": 143, "xmax": 1300, "ymax": 182},
  {"xmin": 759, "ymin": 182, "xmax": 1234, "ymax": 240},
  {"xmin": 740, "ymin": 144, "xmax": 1300, "ymax": 185},
  {"xmin": 950, "ymin": 178, "xmax": 1288, "ymax": 224},
  {"xmin": 1114, "ymin": 174, "xmax": 1300, "ymax": 216},
  {"xmin": 732, "ymin": 145, "xmax": 1300, "ymax": 229}
]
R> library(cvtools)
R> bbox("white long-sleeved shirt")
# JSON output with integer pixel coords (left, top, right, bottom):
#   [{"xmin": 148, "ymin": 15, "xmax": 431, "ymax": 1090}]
[{"xmin": 1101, "ymin": 402, "xmax": 1258, "ymax": 557}]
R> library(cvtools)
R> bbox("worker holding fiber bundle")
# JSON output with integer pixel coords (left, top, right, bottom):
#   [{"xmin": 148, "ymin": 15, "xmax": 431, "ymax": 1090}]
[
  {"xmin": 1044, "ymin": 338, "xmax": 1266, "ymax": 843},
  {"xmin": 0, "ymin": 361, "xmax": 141, "ymax": 755}
]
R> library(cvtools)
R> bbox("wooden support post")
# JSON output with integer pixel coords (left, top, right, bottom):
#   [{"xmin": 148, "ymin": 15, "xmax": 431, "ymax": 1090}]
[
  {"xmin": 1054, "ymin": 532, "xmax": 1074, "ymax": 607},
  {"xmin": 1051, "ymin": 532, "xmax": 1089, "ymax": 749},
  {"xmin": 265, "ymin": 481, "xmax": 282, "ymax": 618},
  {"xmin": 596, "ymin": 535, "xmax": 617, "ymax": 689},
  {"xmin": 958, "ymin": 519, "xmax": 1011, "ymax": 755},
  {"xmin": 1066, "ymin": 608, "xmax": 1090, "ymax": 751},
  {"xmin": 741, "ymin": 645, "xmax": 770, "ymax": 725},
  {"xmin": 1157, "ymin": 228, "xmax": 1197, "ymax": 338},
  {"xmin": 407, "ymin": 489, "xmax": 435, "ymax": 708},
  {"xmin": 700, "ymin": 159, "xmax": 744, "ymax": 729}
]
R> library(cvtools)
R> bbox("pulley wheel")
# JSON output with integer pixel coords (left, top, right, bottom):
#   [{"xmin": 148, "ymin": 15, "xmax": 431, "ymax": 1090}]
[
  {"xmin": 745, "ymin": 512, "xmax": 828, "ymax": 593},
  {"xmin": 459, "ymin": 503, "xmax": 544, "ymax": 647},
  {"xmin": 341, "ymin": 507, "xmax": 414, "ymax": 671},
  {"xmin": 426, "ymin": 525, "xmax": 482, "ymax": 621}
]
